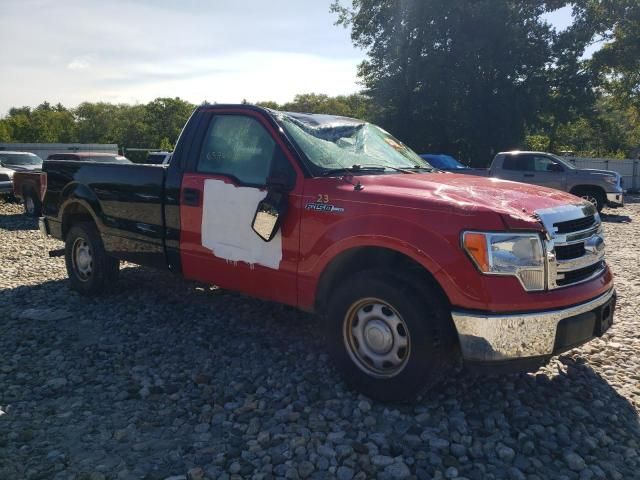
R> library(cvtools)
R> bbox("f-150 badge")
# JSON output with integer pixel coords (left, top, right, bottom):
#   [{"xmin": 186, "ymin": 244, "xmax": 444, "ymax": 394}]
[{"xmin": 305, "ymin": 203, "xmax": 345, "ymax": 213}]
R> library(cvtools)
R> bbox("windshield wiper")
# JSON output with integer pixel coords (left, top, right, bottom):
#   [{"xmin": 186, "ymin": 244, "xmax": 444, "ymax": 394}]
[
  {"xmin": 321, "ymin": 164, "xmax": 388, "ymax": 177},
  {"xmin": 406, "ymin": 165, "xmax": 434, "ymax": 172},
  {"xmin": 357, "ymin": 164, "xmax": 433, "ymax": 173},
  {"xmin": 321, "ymin": 164, "xmax": 422, "ymax": 177}
]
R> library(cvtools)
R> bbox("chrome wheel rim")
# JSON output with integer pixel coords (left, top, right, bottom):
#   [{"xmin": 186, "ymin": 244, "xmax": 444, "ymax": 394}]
[
  {"xmin": 582, "ymin": 195, "xmax": 598, "ymax": 209},
  {"xmin": 72, "ymin": 238, "xmax": 93, "ymax": 281},
  {"xmin": 343, "ymin": 298, "xmax": 411, "ymax": 378},
  {"xmin": 25, "ymin": 196, "xmax": 34, "ymax": 214}
]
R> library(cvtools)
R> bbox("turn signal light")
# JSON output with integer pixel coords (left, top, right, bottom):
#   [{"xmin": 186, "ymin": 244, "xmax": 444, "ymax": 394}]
[{"xmin": 463, "ymin": 232, "xmax": 489, "ymax": 272}]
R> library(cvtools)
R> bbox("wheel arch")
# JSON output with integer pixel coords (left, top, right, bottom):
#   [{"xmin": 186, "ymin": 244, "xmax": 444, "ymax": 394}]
[
  {"xmin": 61, "ymin": 200, "xmax": 99, "ymax": 240},
  {"xmin": 314, "ymin": 245, "xmax": 451, "ymax": 315},
  {"xmin": 569, "ymin": 184, "xmax": 606, "ymax": 197}
]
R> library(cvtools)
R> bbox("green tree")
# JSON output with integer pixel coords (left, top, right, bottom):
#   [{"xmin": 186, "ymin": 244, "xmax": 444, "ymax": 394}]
[
  {"xmin": 0, "ymin": 120, "xmax": 11, "ymax": 142},
  {"xmin": 257, "ymin": 93, "xmax": 373, "ymax": 120},
  {"xmin": 111, "ymin": 104, "xmax": 151, "ymax": 150},
  {"xmin": 332, "ymin": 0, "xmax": 561, "ymax": 165},
  {"xmin": 75, "ymin": 102, "xmax": 121, "ymax": 144},
  {"xmin": 159, "ymin": 137, "xmax": 173, "ymax": 151},
  {"xmin": 4, "ymin": 107, "xmax": 35, "ymax": 142},
  {"xmin": 572, "ymin": 0, "xmax": 640, "ymax": 107},
  {"xmin": 144, "ymin": 97, "xmax": 195, "ymax": 148}
]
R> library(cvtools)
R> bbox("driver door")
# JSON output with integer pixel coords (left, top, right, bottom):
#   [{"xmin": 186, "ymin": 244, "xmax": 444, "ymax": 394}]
[
  {"xmin": 529, "ymin": 155, "xmax": 567, "ymax": 190},
  {"xmin": 179, "ymin": 110, "xmax": 302, "ymax": 305}
]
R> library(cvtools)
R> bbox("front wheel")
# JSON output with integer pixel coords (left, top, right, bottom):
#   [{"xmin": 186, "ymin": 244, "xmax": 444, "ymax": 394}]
[
  {"xmin": 577, "ymin": 189, "xmax": 606, "ymax": 213},
  {"xmin": 65, "ymin": 222, "xmax": 120, "ymax": 295},
  {"xmin": 326, "ymin": 270, "xmax": 456, "ymax": 402}
]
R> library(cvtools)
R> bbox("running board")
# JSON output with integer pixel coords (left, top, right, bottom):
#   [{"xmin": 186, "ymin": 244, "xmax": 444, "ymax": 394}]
[{"xmin": 49, "ymin": 249, "xmax": 65, "ymax": 258}]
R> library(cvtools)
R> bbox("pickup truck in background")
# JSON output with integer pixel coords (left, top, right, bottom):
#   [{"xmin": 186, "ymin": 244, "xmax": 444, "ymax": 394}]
[
  {"xmin": 0, "ymin": 151, "xmax": 44, "ymax": 211},
  {"xmin": 38, "ymin": 105, "xmax": 616, "ymax": 401},
  {"xmin": 0, "ymin": 165, "xmax": 15, "ymax": 198},
  {"xmin": 484, "ymin": 151, "xmax": 625, "ymax": 212},
  {"xmin": 46, "ymin": 152, "xmax": 132, "ymax": 163}
]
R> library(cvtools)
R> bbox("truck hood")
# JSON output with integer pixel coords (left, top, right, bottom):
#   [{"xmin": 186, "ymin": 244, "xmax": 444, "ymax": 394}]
[
  {"xmin": 360, "ymin": 172, "xmax": 585, "ymax": 223},
  {"xmin": 574, "ymin": 168, "xmax": 618, "ymax": 178}
]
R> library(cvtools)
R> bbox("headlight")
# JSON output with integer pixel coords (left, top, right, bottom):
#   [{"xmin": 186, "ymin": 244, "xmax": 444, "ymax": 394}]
[
  {"xmin": 603, "ymin": 175, "xmax": 618, "ymax": 185},
  {"xmin": 463, "ymin": 232, "xmax": 545, "ymax": 291}
]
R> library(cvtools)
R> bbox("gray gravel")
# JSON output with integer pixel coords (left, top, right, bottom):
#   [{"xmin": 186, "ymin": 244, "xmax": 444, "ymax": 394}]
[{"xmin": 1, "ymin": 198, "xmax": 639, "ymax": 480}]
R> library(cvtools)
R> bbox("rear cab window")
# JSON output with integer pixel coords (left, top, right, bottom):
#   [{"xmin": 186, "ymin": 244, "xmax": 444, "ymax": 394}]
[{"xmin": 503, "ymin": 154, "xmax": 534, "ymax": 171}]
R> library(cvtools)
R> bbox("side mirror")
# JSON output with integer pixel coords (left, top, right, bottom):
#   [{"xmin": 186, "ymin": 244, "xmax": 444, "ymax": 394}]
[
  {"xmin": 252, "ymin": 191, "xmax": 287, "ymax": 242},
  {"xmin": 547, "ymin": 163, "xmax": 563, "ymax": 172}
]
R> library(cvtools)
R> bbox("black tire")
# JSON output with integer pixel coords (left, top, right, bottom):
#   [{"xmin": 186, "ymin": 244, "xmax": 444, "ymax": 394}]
[
  {"xmin": 575, "ymin": 188, "xmax": 605, "ymax": 213},
  {"xmin": 23, "ymin": 189, "xmax": 42, "ymax": 217},
  {"xmin": 326, "ymin": 269, "xmax": 456, "ymax": 402},
  {"xmin": 64, "ymin": 222, "xmax": 119, "ymax": 295}
]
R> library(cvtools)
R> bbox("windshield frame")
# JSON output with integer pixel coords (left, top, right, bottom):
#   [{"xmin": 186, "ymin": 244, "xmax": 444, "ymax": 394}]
[{"xmin": 272, "ymin": 111, "xmax": 432, "ymax": 177}]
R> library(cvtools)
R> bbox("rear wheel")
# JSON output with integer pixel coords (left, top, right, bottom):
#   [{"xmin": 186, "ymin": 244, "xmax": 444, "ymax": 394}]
[
  {"xmin": 326, "ymin": 270, "xmax": 456, "ymax": 402},
  {"xmin": 65, "ymin": 222, "xmax": 119, "ymax": 295},
  {"xmin": 23, "ymin": 189, "xmax": 42, "ymax": 217}
]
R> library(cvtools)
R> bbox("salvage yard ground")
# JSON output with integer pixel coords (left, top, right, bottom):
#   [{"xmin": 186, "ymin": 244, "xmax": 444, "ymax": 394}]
[{"xmin": 0, "ymin": 198, "xmax": 639, "ymax": 480}]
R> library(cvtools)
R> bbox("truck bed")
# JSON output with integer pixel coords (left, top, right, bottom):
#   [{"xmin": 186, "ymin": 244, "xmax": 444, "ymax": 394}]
[{"xmin": 43, "ymin": 160, "xmax": 169, "ymax": 268}]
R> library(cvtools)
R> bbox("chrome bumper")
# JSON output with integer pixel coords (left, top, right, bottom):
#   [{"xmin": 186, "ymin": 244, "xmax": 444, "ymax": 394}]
[
  {"xmin": 451, "ymin": 289, "xmax": 615, "ymax": 362},
  {"xmin": 606, "ymin": 192, "xmax": 624, "ymax": 206},
  {"xmin": 39, "ymin": 216, "xmax": 50, "ymax": 237}
]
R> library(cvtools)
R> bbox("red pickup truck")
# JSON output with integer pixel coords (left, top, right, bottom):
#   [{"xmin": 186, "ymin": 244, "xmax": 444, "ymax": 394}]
[{"xmin": 39, "ymin": 105, "xmax": 615, "ymax": 401}]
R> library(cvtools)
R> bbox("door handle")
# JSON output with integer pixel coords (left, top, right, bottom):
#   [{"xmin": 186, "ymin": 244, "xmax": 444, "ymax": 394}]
[
  {"xmin": 182, "ymin": 188, "xmax": 201, "ymax": 206},
  {"xmin": 524, "ymin": 173, "xmax": 535, "ymax": 178}
]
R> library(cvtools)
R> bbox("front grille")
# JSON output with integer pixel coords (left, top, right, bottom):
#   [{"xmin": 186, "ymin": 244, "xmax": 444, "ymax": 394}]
[
  {"xmin": 537, "ymin": 205, "xmax": 605, "ymax": 290},
  {"xmin": 557, "ymin": 262, "xmax": 604, "ymax": 286},
  {"xmin": 555, "ymin": 243, "xmax": 586, "ymax": 260},
  {"xmin": 554, "ymin": 215, "xmax": 596, "ymax": 234},
  {"xmin": 0, "ymin": 174, "xmax": 10, "ymax": 182}
]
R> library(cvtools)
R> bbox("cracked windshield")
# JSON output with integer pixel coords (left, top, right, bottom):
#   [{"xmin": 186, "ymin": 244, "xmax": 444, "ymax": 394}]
[{"xmin": 277, "ymin": 112, "xmax": 433, "ymax": 173}]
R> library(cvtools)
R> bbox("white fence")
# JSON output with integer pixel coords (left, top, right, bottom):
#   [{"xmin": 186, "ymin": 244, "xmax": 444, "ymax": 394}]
[{"xmin": 566, "ymin": 157, "xmax": 640, "ymax": 192}]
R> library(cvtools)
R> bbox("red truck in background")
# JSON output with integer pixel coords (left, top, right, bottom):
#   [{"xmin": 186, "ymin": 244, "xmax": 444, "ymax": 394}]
[{"xmin": 38, "ymin": 105, "xmax": 615, "ymax": 401}]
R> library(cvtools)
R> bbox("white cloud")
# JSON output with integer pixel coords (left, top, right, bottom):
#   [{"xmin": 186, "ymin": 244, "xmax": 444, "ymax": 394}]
[
  {"xmin": 67, "ymin": 56, "xmax": 92, "ymax": 71},
  {"xmin": 0, "ymin": 0, "xmax": 365, "ymax": 113},
  {"xmin": 94, "ymin": 52, "xmax": 361, "ymax": 105}
]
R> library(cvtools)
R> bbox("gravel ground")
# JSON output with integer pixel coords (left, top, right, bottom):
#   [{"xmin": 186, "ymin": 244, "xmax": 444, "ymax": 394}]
[{"xmin": 1, "ymin": 198, "xmax": 639, "ymax": 480}]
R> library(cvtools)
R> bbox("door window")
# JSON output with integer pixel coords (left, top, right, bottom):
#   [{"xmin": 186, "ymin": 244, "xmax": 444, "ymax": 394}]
[
  {"xmin": 533, "ymin": 155, "xmax": 563, "ymax": 172},
  {"xmin": 197, "ymin": 115, "xmax": 291, "ymax": 186}
]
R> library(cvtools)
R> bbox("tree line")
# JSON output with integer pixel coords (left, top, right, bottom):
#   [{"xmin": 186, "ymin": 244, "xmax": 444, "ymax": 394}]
[
  {"xmin": 0, "ymin": 98, "xmax": 194, "ymax": 156},
  {"xmin": 1, "ymin": 0, "xmax": 638, "ymax": 165},
  {"xmin": 331, "ymin": 0, "xmax": 640, "ymax": 164}
]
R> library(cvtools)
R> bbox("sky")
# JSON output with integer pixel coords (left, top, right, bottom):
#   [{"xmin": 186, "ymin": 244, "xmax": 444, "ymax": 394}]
[{"xmin": 0, "ymin": 1, "xmax": 578, "ymax": 115}]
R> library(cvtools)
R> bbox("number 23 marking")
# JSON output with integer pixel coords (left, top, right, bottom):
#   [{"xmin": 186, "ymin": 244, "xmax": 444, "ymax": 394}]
[{"xmin": 317, "ymin": 194, "xmax": 329, "ymax": 203}]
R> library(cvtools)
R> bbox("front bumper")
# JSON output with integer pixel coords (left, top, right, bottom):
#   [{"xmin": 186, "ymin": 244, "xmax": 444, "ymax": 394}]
[
  {"xmin": 39, "ymin": 216, "xmax": 50, "ymax": 237},
  {"xmin": 606, "ymin": 192, "xmax": 624, "ymax": 207},
  {"xmin": 451, "ymin": 288, "xmax": 615, "ymax": 364}
]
